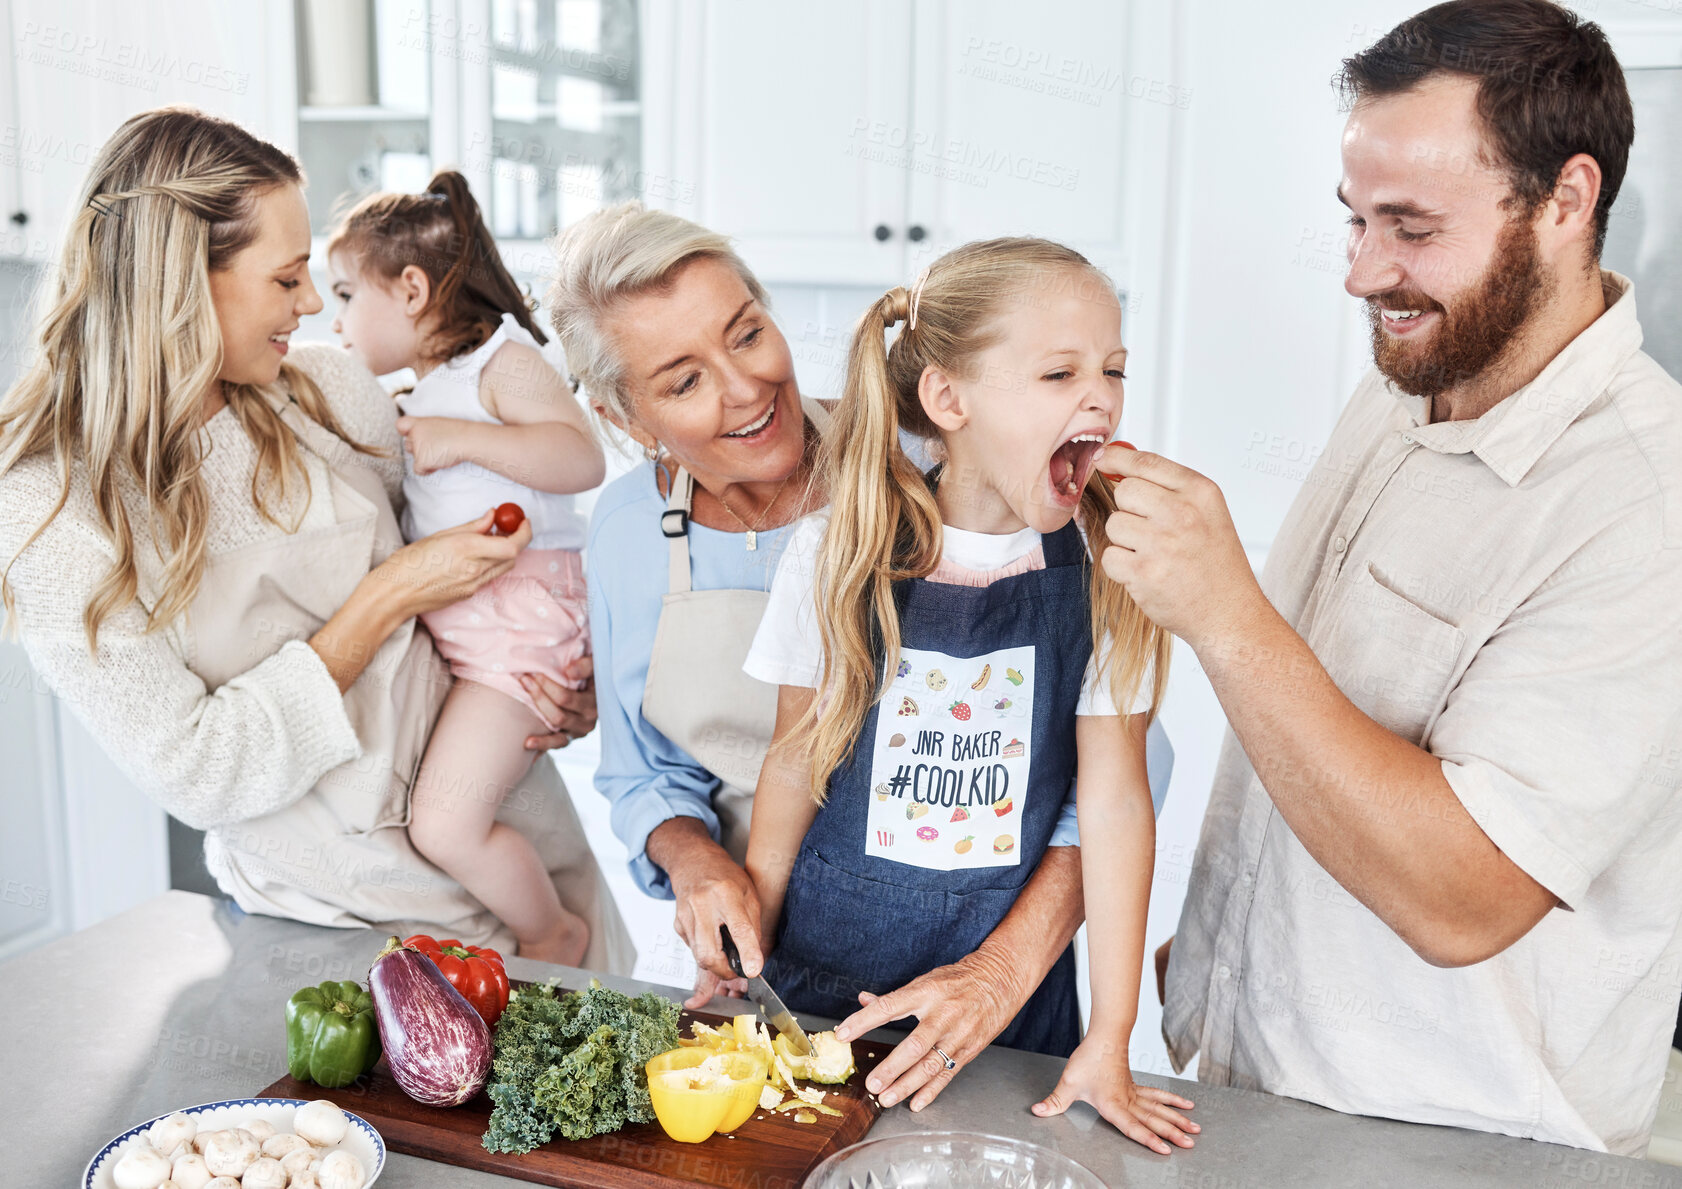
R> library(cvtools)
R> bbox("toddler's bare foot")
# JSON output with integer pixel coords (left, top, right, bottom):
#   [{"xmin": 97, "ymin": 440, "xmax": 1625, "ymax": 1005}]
[{"xmin": 516, "ymin": 912, "xmax": 591, "ymax": 966}]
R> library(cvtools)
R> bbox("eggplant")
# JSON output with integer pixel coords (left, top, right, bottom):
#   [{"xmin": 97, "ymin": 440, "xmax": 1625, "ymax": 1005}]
[{"xmin": 369, "ymin": 935, "xmax": 493, "ymax": 1106}]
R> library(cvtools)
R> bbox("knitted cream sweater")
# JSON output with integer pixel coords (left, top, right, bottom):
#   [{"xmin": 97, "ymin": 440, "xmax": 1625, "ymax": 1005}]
[{"xmin": 0, "ymin": 345, "xmax": 405, "ymax": 831}]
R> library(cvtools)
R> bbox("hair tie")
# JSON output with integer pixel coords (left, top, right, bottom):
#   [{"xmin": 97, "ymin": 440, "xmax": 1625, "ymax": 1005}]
[{"xmin": 883, "ymin": 285, "xmax": 912, "ymax": 328}]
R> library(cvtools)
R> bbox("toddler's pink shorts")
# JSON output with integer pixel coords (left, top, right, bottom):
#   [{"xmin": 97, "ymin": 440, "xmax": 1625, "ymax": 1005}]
[{"xmin": 420, "ymin": 547, "xmax": 589, "ymax": 722}]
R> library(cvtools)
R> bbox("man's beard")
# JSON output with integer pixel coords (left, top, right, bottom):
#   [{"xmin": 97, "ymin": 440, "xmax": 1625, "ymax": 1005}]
[{"xmin": 1366, "ymin": 215, "xmax": 1549, "ymax": 399}]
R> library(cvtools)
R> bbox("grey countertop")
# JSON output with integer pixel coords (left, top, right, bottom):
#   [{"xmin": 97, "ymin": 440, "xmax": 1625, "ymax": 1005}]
[{"xmin": 10, "ymin": 890, "xmax": 1679, "ymax": 1189}]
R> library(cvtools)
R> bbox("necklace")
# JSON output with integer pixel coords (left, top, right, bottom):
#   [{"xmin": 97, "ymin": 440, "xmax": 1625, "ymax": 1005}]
[{"xmin": 714, "ymin": 468, "xmax": 797, "ymax": 551}]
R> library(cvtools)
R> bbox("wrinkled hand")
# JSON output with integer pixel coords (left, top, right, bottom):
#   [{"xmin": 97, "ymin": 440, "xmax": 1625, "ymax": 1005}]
[
  {"xmin": 371, "ymin": 508, "xmax": 530, "ymax": 621},
  {"xmin": 1033, "ymin": 1037, "xmax": 1198, "ymax": 1154},
  {"xmin": 835, "ymin": 948, "xmax": 1023, "ymax": 1111},
  {"xmin": 662, "ymin": 829, "xmax": 765, "ymax": 1010},
  {"xmin": 520, "ymin": 655, "xmax": 598, "ymax": 750},
  {"xmin": 1097, "ymin": 444, "xmax": 1267, "ymax": 651},
  {"xmin": 397, "ymin": 414, "xmax": 465, "ymax": 476}
]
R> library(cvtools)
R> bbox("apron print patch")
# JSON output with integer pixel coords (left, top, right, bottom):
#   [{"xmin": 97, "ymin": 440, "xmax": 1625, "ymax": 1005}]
[{"xmin": 866, "ymin": 644, "xmax": 1033, "ymax": 871}]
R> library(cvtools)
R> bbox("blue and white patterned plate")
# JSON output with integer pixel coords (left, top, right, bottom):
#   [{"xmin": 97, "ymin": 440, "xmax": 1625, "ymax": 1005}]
[{"xmin": 82, "ymin": 1097, "xmax": 385, "ymax": 1188}]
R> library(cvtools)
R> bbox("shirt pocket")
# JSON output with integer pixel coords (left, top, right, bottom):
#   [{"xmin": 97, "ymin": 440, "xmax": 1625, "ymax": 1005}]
[{"xmin": 1320, "ymin": 561, "xmax": 1466, "ymax": 744}]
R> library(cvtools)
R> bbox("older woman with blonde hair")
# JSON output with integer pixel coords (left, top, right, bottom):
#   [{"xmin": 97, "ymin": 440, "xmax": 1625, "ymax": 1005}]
[
  {"xmin": 0, "ymin": 105, "xmax": 631, "ymax": 966},
  {"xmin": 550, "ymin": 202, "xmax": 1171, "ymax": 1109}
]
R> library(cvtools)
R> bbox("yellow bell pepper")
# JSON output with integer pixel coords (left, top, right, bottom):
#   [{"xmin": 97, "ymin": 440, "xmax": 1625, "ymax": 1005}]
[
  {"xmin": 773, "ymin": 1030, "xmax": 857, "ymax": 1084},
  {"xmin": 645, "ymin": 1047, "xmax": 769, "ymax": 1141}
]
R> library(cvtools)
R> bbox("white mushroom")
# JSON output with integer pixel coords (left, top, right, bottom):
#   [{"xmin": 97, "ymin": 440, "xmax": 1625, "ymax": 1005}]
[
  {"xmin": 200, "ymin": 1129, "xmax": 259, "ymax": 1178},
  {"xmin": 112, "ymin": 1143, "xmax": 173, "ymax": 1189},
  {"xmin": 279, "ymin": 1146, "xmax": 318, "ymax": 1179},
  {"xmin": 231, "ymin": 1127, "xmax": 258, "ymax": 1145},
  {"xmin": 317, "ymin": 1149, "xmax": 365, "ymax": 1189},
  {"xmin": 189, "ymin": 1129, "xmax": 222, "ymax": 1156},
  {"xmin": 292, "ymin": 1100, "xmax": 348, "ymax": 1147},
  {"xmin": 242, "ymin": 1155, "xmax": 289, "ymax": 1189},
  {"xmin": 158, "ymin": 1182, "xmax": 182, "ymax": 1189},
  {"xmin": 203, "ymin": 1180, "xmax": 242, "ymax": 1189},
  {"xmin": 169, "ymin": 1152, "xmax": 213, "ymax": 1189},
  {"xmin": 244, "ymin": 1119, "xmax": 277, "ymax": 1143},
  {"xmin": 287, "ymin": 1172, "xmax": 322, "ymax": 1189},
  {"xmin": 262, "ymin": 1133, "xmax": 312, "ymax": 1159},
  {"xmin": 148, "ymin": 1112, "xmax": 197, "ymax": 1154}
]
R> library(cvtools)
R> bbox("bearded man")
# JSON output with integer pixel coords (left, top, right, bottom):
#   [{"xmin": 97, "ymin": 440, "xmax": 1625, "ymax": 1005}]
[{"xmin": 1097, "ymin": 0, "xmax": 1682, "ymax": 1155}]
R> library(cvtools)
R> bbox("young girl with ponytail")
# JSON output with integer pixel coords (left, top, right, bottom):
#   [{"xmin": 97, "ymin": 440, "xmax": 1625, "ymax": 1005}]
[
  {"xmin": 742, "ymin": 238, "xmax": 1198, "ymax": 1151},
  {"xmin": 327, "ymin": 171, "xmax": 603, "ymax": 962}
]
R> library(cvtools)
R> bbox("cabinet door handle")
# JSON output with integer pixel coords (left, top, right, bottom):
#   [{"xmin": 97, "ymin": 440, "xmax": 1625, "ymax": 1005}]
[
  {"xmin": 907, "ymin": 224, "xmax": 927, "ymax": 242},
  {"xmin": 873, "ymin": 223, "xmax": 893, "ymax": 242}
]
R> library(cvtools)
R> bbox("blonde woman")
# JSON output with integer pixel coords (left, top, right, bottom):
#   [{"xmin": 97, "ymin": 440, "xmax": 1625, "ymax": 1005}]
[
  {"xmin": 740, "ymin": 239, "xmax": 1196, "ymax": 1149},
  {"xmin": 550, "ymin": 205, "xmax": 1113, "ymax": 1112},
  {"xmin": 0, "ymin": 106, "xmax": 631, "ymax": 967}
]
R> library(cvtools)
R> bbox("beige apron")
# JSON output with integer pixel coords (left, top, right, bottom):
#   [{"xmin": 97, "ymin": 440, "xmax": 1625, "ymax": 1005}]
[
  {"xmin": 640, "ymin": 399, "xmax": 830, "ymax": 863},
  {"xmin": 193, "ymin": 387, "xmax": 634, "ymax": 971}
]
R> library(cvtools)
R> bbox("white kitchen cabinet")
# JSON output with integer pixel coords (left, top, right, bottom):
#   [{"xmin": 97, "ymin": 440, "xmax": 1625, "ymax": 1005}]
[
  {"xmin": 904, "ymin": 0, "xmax": 1139, "ymax": 277},
  {"xmin": 0, "ymin": 0, "xmax": 294, "ymax": 262},
  {"xmin": 649, "ymin": 0, "xmax": 913, "ymax": 286},
  {"xmin": 0, "ymin": 627, "xmax": 171, "ymax": 961},
  {"xmin": 0, "ymin": 634, "xmax": 70, "ymax": 961},
  {"xmin": 643, "ymin": 0, "xmax": 1143, "ymax": 288}
]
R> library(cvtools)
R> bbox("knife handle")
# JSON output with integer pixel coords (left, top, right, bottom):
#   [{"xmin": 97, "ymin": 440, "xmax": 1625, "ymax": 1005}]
[{"xmin": 719, "ymin": 924, "xmax": 746, "ymax": 978}]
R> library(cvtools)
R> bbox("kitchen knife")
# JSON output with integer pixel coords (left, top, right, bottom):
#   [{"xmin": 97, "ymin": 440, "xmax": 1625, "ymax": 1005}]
[{"xmin": 719, "ymin": 924, "xmax": 812, "ymax": 1056}]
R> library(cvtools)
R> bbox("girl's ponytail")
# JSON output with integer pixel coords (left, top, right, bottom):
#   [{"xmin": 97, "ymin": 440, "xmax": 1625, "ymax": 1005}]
[
  {"xmin": 1078, "ymin": 474, "xmax": 1169, "ymax": 723},
  {"xmin": 799, "ymin": 286, "xmax": 943, "ymax": 798},
  {"xmin": 328, "ymin": 170, "xmax": 547, "ymax": 366},
  {"xmin": 423, "ymin": 169, "xmax": 548, "ymax": 351}
]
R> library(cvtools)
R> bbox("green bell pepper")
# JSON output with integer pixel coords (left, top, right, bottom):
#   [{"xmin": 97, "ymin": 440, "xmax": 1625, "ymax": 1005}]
[{"xmin": 285, "ymin": 980, "xmax": 381, "ymax": 1088}]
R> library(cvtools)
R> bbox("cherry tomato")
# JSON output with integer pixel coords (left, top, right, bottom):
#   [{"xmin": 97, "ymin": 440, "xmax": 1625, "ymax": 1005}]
[
  {"xmin": 492, "ymin": 502, "xmax": 526, "ymax": 536},
  {"xmin": 1098, "ymin": 440, "xmax": 1138, "ymax": 481}
]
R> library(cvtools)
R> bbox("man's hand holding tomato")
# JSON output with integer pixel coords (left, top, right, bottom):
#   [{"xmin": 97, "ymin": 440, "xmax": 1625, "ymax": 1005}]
[{"xmin": 1094, "ymin": 443, "xmax": 1270, "ymax": 655}]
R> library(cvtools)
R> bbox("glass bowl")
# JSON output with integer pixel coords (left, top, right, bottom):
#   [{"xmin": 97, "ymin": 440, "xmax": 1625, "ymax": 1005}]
[{"xmin": 807, "ymin": 1131, "xmax": 1106, "ymax": 1189}]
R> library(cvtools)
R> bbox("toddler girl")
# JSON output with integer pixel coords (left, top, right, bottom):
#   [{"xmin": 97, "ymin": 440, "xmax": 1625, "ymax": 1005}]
[
  {"xmin": 328, "ymin": 170, "xmax": 603, "ymax": 963},
  {"xmin": 743, "ymin": 238, "xmax": 1197, "ymax": 1151}
]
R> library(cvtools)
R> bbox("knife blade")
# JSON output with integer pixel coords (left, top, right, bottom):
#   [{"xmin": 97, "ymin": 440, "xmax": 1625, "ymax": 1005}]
[{"xmin": 719, "ymin": 924, "xmax": 812, "ymax": 1056}]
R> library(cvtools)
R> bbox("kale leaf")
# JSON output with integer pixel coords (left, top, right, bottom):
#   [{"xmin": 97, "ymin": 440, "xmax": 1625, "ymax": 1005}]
[{"xmin": 482, "ymin": 979, "xmax": 682, "ymax": 1155}]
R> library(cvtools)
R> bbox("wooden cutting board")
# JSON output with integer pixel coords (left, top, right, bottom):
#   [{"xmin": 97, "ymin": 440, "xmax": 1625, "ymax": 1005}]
[{"xmin": 258, "ymin": 990, "xmax": 885, "ymax": 1189}]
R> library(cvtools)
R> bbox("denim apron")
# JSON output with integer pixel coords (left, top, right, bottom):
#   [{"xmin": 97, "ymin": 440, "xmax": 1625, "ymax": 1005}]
[{"xmin": 764, "ymin": 516, "xmax": 1089, "ymax": 1057}]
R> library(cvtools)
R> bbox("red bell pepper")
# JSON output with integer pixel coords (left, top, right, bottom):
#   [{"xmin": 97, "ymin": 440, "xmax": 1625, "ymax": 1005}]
[{"xmin": 402, "ymin": 934, "xmax": 510, "ymax": 1026}]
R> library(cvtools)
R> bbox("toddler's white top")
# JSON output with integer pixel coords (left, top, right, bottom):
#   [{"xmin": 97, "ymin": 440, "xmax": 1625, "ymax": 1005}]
[{"xmin": 397, "ymin": 311, "xmax": 586, "ymax": 551}]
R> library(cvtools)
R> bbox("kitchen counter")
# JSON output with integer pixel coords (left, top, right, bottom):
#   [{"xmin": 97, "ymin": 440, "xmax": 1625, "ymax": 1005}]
[{"xmin": 11, "ymin": 891, "xmax": 1678, "ymax": 1188}]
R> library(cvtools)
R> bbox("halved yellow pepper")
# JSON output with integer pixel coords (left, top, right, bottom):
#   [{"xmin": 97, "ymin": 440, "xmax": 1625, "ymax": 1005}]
[{"xmin": 646, "ymin": 1047, "xmax": 768, "ymax": 1141}]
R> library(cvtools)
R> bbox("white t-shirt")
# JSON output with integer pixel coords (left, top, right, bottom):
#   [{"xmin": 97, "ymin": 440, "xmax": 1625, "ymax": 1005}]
[{"xmin": 744, "ymin": 512, "xmax": 1151, "ymax": 715}]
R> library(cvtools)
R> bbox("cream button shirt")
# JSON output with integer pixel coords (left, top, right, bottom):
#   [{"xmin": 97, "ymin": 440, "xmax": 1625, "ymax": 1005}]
[{"xmin": 1163, "ymin": 273, "xmax": 1682, "ymax": 1156}]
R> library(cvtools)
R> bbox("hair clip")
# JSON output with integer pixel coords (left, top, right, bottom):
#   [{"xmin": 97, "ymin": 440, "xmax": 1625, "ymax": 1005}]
[
  {"xmin": 87, "ymin": 194, "xmax": 123, "ymax": 219},
  {"xmin": 907, "ymin": 266, "xmax": 931, "ymax": 331}
]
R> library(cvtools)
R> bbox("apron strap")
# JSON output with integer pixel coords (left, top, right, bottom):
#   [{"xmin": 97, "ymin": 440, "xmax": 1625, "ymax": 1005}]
[
  {"xmin": 800, "ymin": 396, "xmax": 833, "ymax": 436},
  {"xmin": 663, "ymin": 466, "xmax": 695, "ymax": 595}
]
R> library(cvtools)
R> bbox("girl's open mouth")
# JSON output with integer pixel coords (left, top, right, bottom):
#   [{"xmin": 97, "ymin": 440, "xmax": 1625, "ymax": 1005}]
[{"xmin": 1047, "ymin": 432, "xmax": 1108, "ymax": 506}]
